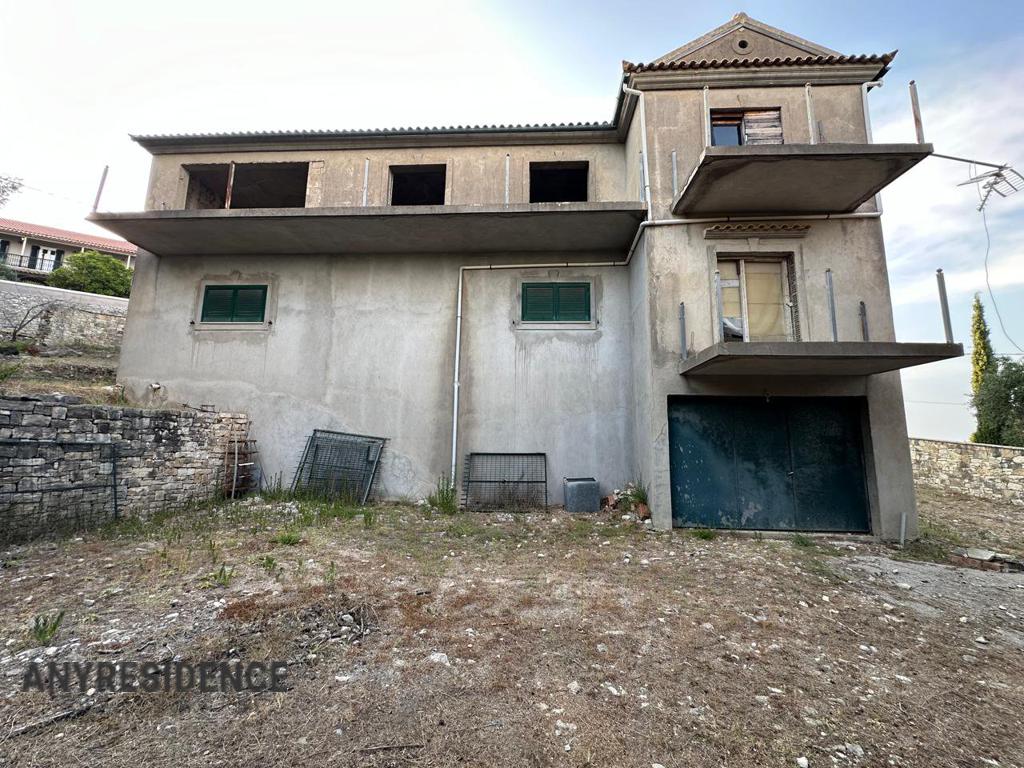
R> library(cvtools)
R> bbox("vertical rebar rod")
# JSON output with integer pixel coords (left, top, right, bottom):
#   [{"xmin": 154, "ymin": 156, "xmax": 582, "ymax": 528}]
[
  {"xmin": 679, "ymin": 302, "xmax": 687, "ymax": 360},
  {"xmin": 224, "ymin": 161, "xmax": 236, "ymax": 209},
  {"xmin": 805, "ymin": 83, "xmax": 818, "ymax": 144},
  {"xmin": 671, "ymin": 150, "xmax": 678, "ymax": 198},
  {"xmin": 638, "ymin": 152, "xmax": 646, "ymax": 202},
  {"xmin": 936, "ymin": 268, "xmax": 953, "ymax": 343},
  {"xmin": 91, "ymin": 165, "xmax": 109, "ymax": 213},
  {"xmin": 110, "ymin": 443, "xmax": 119, "ymax": 520},
  {"xmin": 859, "ymin": 300, "xmax": 870, "ymax": 342},
  {"xmin": 826, "ymin": 269, "xmax": 838, "ymax": 341},
  {"xmin": 702, "ymin": 86, "xmax": 711, "ymax": 147},
  {"xmin": 909, "ymin": 80, "xmax": 925, "ymax": 144},
  {"xmin": 504, "ymin": 153, "xmax": 510, "ymax": 206},
  {"xmin": 714, "ymin": 270, "xmax": 723, "ymax": 344},
  {"xmin": 361, "ymin": 158, "xmax": 370, "ymax": 206},
  {"xmin": 231, "ymin": 440, "xmax": 239, "ymax": 500}
]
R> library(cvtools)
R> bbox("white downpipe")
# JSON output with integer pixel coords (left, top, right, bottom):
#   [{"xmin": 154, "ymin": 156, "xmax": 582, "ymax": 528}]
[
  {"xmin": 622, "ymin": 84, "xmax": 652, "ymax": 221},
  {"xmin": 447, "ymin": 208, "xmax": 885, "ymax": 482},
  {"xmin": 862, "ymin": 81, "xmax": 884, "ymax": 215}
]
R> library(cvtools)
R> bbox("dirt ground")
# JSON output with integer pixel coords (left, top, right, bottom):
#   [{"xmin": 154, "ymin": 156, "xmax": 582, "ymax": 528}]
[{"xmin": 0, "ymin": 488, "xmax": 1022, "ymax": 767}]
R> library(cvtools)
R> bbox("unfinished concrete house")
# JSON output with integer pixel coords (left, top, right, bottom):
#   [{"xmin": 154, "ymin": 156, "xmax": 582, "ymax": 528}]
[{"xmin": 94, "ymin": 14, "xmax": 961, "ymax": 538}]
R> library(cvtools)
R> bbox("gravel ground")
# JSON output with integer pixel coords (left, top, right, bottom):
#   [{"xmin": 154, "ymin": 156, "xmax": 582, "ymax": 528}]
[{"xmin": 0, "ymin": 491, "xmax": 1022, "ymax": 768}]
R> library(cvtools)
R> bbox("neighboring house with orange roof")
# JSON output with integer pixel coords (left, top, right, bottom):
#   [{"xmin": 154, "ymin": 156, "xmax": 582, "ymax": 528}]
[{"xmin": 0, "ymin": 217, "xmax": 137, "ymax": 279}]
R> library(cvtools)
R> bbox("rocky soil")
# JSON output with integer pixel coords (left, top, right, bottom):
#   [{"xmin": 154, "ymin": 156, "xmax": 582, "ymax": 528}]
[{"xmin": 0, "ymin": 491, "xmax": 1021, "ymax": 767}]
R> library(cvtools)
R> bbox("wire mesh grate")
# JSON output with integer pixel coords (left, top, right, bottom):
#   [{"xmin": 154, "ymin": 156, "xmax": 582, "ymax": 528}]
[
  {"xmin": 291, "ymin": 430, "xmax": 386, "ymax": 504},
  {"xmin": 462, "ymin": 452, "xmax": 547, "ymax": 510}
]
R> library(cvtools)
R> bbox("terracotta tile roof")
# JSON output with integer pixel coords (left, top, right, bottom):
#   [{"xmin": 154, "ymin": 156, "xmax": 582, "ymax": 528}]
[
  {"xmin": 0, "ymin": 217, "xmax": 137, "ymax": 256},
  {"xmin": 623, "ymin": 51, "xmax": 896, "ymax": 74}
]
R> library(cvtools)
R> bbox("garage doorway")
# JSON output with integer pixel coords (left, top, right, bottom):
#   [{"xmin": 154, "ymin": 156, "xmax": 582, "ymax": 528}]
[{"xmin": 667, "ymin": 396, "xmax": 870, "ymax": 532}]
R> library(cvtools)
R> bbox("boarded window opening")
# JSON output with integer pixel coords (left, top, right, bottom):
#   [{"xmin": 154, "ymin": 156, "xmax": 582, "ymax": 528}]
[
  {"xmin": 390, "ymin": 165, "xmax": 446, "ymax": 206},
  {"xmin": 184, "ymin": 163, "xmax": 309, "ymax": 210},
  {"xmin": 710, "ymin": 108, "xmax": 783, "ymax": 146},
  {"xmin": 529, "ymin": 162, "xmax": 589, "ymax": 203}
]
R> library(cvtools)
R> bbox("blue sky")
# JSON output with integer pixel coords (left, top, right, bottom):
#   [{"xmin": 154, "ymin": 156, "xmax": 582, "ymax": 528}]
[{"xmin": 1, "ymin": 0, "xmax": 1021, "ymax": 440}]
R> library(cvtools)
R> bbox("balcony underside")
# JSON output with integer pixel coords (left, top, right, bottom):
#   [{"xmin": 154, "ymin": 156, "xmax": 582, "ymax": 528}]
[
  {"xmin": 679, "ymin": 341, "xmax": 963, "ymax": 376},
  {"xmin": 88, "ymin": 203, "xmax": 647, "ymax": 256},
  {"xmin": 672, "ymin": 143, "xmax": 933, "ymax": 216}
]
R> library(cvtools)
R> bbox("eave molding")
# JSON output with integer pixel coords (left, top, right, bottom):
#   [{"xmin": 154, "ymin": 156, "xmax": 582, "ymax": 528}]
[{"xmin": 629, "ymin": 64, "xmax": 887, "ymax": 91}]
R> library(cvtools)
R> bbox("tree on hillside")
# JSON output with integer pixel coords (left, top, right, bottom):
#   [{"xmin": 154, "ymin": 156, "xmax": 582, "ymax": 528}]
[
  {"xmin": 0, "ymin": 175, "xmax": 23, "ymax": 208},
  {"xmin": 970, "ymin": 294, "xmax": 994, "ymax": 396},
  {"xmin": 972, "ymin": 359, "xmax": 1024, "ymax": 447},
  {"xmin": 47, "ymin": 250, "xmax": 132, "ymax": 298}
]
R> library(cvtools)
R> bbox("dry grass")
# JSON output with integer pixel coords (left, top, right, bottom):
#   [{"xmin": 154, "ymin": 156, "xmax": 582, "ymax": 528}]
[{"xmin": 0, "ymin": 492, "xmax": 1022, "ymax": 767}]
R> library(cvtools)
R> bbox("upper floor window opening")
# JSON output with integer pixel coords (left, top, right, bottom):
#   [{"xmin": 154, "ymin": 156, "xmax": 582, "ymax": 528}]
[
  {"xmin": 529, "ymin": 161, "xmax": 589, "ymax": 203},
  {"xmin": 390, "ymin": 165, "xmax": 446, "ymax": 206},
  {"xmin": 710, "ymin": 108, "xmax": 783, "ymax": 147},
  {"xmin": 184, "ymin": 162, "xmax": 309, "ymax": 210}
]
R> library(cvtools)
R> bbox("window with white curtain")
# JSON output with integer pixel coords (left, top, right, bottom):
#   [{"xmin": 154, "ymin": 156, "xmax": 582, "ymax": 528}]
[{"xmin": 717, "ymin": 257, "xmax": 793, "ymax": 342}]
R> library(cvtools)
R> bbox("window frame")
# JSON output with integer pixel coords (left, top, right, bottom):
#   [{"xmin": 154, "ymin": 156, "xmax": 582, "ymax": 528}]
[
  {"xmin": 716, "ymin": 257, "xmax": 793, "ymax": 343},
  {"xmin": 518, "ymin": 281, "xmax": 594, "ymax": 329},
  {"xmin": 710, "ymin": 108, "xmax": 783, "ymax": 147},
  {"xmin": 194, "ymin": 282, "xmax": 272, "ymax": 330}
]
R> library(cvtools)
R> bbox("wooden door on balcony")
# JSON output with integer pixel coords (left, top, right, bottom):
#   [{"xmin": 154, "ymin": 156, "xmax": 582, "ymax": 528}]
[{"xmin": 668, "ymin": 396, "xmax": 870, "ymax": 532}]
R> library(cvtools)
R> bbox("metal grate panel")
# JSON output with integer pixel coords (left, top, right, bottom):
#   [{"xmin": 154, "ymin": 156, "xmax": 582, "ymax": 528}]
[
  {"xmin": 291, "ymin": 430, "xmax": 386, "ymax": 504},
  {"xmin": 462, "ymin": 452, "xmax": 547, "ymax": 510}
]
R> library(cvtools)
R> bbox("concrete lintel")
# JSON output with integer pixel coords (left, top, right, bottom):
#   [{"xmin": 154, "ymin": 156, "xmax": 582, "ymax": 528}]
[
  {"xmin": 89, "ymin": 203, "xmax": 648, "ymax": 257},
  {"xmin": 672, "ymin": 143, "xmax": 932, "ymax": 216},
  {"xmin": 679, "ymin": 341, "xmax": 964, "ymax": 376}
]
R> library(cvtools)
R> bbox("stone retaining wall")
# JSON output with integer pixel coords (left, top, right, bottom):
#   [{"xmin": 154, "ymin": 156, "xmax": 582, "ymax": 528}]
[
  {"xmin": 910, "ymin": 438, "xmax": 1024, "ymax": 505},
  {"xmin": 0, "ymin": 280, "xmax": 127, "ymax": 349},
  {"xmin": 0, "ymin": 394, "xmax": 249, "ymax": 542}
]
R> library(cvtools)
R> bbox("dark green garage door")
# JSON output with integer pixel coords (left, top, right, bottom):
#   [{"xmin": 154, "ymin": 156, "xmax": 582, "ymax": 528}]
[{"xmin": 667, "ymin": 396, "xmax": 870, "ymax": 532}]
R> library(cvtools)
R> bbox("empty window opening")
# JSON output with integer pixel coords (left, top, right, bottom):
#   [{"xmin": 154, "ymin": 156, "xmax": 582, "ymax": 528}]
[
  {"xmin": 184, "ymin": 163, "xmax": 309, "ymax": 210},
  {"xmin": 710, "ymin": 108, "xmax": 783, "ymax": 146},
  {"xmin": 521, "ymin": 282, "xmax": 591, "ymax": 323},
  {"xmin": 718, "ymin": 258, "xmax": 793, "ymax": 342},
  {"xmin": 529, "ymin": 162, "xmax": 589, "ymax": 203},
  {"xmin": 390, "ymin": 165, "xmax": 446, "ymax": 206}
]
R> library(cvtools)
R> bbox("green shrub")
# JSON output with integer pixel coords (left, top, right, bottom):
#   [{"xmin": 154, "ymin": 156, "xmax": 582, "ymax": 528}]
[
  {"xmin": 31, "ymin": 611, "xmax": 65, "ymax": 645},
  {"xmin": 47, "ymin": 250, "xmax": 132, "ymax": 297}
]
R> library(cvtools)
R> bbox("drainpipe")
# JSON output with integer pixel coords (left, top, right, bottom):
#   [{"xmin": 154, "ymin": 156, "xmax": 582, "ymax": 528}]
[
  {"xmin": 622, "ymin": 84, "xmax": 653, "ymax": 220},
  {"xmin": 862, "ymin": 81, "xmax": 884, "ymax": 214},
  {"xmin": 448, "ymin": 210, "xmax": 885, "ymax": 482}
]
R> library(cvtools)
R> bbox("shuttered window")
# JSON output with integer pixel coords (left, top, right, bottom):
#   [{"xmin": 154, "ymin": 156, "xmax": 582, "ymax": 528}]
[
  {"xmin": 201, "ymin": 285, "xmax": 268, "ymax": 323},
  {"xmin": 521, "ymin": 282, "xmax": 591, "ymax": 322}
]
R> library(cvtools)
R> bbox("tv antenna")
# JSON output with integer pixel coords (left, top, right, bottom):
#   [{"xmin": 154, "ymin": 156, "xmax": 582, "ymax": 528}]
[{"xmin": 908, "ymin": 81, "xmax": 1022, "ymax": 211}]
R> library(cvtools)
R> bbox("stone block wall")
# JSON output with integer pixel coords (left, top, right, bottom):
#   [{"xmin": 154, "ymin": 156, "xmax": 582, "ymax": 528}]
[
  {"xmin": 0, "ymin": 280, "xmax": 128, "ymax": 349},
  {"xmin": 910, "ymin": 438, "xmax": 1024, "ymax": 506},
  {"xmin": 0, "ymin": 394, "xmax": 249, "ymax": 542}
]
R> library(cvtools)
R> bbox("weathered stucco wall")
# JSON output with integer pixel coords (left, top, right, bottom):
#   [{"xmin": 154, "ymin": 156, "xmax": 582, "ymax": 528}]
[
  {"xmin": 0, "ymin": 394, "xmax": 249, "ymax": 541},
  {"xmin": 0, "ymin": 280, "xmax": 128, "ymax": 349},
  {"xmin": 118, "ymin": 249, "xmax": 632, "ymax": 503},
  {"xmin": 910, "ymin": 438, "xmax": 1024, "ymax": 505}
]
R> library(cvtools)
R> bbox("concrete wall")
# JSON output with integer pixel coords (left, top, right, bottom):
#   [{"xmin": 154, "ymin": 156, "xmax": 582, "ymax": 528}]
[
  {"xmin": 0, "ymin": 395, "xmax": 249, "ymax": 542},
  {"xmin": 911, "ymin": 438, "xmax": 1024, "ymax": 505},
  {"xmin": 145, "ymin": 143, "xmax": 629, "ymax": 212},
  {"xmin": 118, "ymin": 250, "xmax": 632, "ymax": 503},
  {"xmin": 0, "ymin": 280, "xmax": 128, "ymax": 349}
]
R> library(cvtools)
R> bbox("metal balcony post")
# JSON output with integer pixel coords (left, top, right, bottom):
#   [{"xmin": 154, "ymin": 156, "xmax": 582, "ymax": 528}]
[
  {"xmin": 825, "ymin": 269, "xmax": 838, "ymax": 341},
  {"xmin": 936, "ymin": 268, "xmax": 953, "ymax": 342}
]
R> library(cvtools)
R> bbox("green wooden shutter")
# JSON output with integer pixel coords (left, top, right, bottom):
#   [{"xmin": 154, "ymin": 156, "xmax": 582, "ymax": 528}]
[
  {"xmin": 202, "ymin": 285, "xmax": 268, "ymax": 322},
  {"xmin": 555, "ymin": 283, "xmax": 590, "ymax": 321},
  {"xmin": 202, "ymin": 286, "xmax": 237, "ymax": 322},
  {"xmin": 522, "ymin": 284, "xmax": 556, "ymax": 321},
  {"xmin": 233, "ymin": 286, "xmax": 267, "ymax": 322}
]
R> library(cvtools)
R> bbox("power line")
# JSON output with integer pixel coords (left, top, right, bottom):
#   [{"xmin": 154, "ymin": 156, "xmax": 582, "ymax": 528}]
[{"xmin": 905, "ymin": 399, "xmax": 970, "ymax": 406}]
